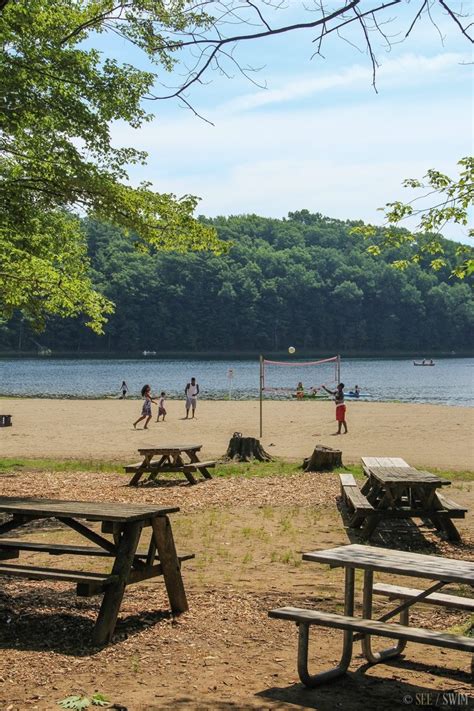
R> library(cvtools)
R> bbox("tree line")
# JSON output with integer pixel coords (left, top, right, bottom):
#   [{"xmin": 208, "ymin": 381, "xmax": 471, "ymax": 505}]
[{"xmin": 1, "ymin": 211, "xmax": 472, "ymax": 354}]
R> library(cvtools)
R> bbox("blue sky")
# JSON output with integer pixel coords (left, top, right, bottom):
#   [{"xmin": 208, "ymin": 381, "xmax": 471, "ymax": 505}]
[{"xmin": 103, "ymin": 2, "xmax": 472, "ymax": 240}]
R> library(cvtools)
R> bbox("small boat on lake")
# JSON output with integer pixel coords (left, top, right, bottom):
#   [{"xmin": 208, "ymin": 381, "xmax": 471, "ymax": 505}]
[{"xmin": 413, "ymin": 360, "xmax": 435, "ymax": 366}]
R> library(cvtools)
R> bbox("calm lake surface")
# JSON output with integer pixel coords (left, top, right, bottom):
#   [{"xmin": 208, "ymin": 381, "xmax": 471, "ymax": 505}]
[{"xmin": 0, "ymin": 357, "xmax": 473, "ymax": 406}]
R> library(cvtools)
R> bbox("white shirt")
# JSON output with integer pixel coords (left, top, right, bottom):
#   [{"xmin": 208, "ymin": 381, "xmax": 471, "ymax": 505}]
[{"xmin": 186, "ymin": 383, "xmax": 199, "ymax": 398}]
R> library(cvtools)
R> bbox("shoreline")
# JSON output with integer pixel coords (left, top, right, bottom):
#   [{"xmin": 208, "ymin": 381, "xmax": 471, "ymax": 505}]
[
  {"xmin": 1, "ymin": 398, "xmax": 473, "ymax": 471},
  {"xmin": 0, "ymin": 394, "xmax": 471, "ymax": 407}
]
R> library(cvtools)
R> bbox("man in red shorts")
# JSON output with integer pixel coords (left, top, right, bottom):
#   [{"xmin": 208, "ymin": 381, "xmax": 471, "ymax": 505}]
[{"xmin": 323, "ymin": 382, "xmax": 348, "ymax": 434}]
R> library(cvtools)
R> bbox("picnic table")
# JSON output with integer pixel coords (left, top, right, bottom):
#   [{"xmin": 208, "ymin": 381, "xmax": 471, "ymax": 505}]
[
  {"xmin": 125, "ymin": 444, "xmax": 215, "ymax": 486},
  {"xmin": 339, "ymin": 457, "xmax": 466, "ymax": 541},
  {"xmin": 0, "ymin": 497, "xmax": 193, "ymax": 645},
  {"xmin": 269, "ymin": 543, "xmax": 474, "ymax": 686}
]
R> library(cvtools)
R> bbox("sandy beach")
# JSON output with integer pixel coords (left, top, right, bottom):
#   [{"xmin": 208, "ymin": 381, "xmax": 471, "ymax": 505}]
[{"xmin": 1, "ymin": 398, "xmax": 473, "ymax": 469}]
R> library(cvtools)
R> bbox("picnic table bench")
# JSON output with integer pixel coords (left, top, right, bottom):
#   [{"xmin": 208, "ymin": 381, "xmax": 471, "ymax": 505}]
[
  {"xmin": 126, "ymin": 444, "xmax": 215, "ymax": 486},
  {"xmin": 338, "ymin": 457, "xmax": 466, "ymax": 541},
  {"xmin": 0, "ymin": 415, "xmax": 12, "ymax": 427},
  {"xmin": 0, "ymin": 497, "xmax": 193, "ymax": 645},
  {"xmin": 269, "ymin": 544, "xmax": 474, "ymax": 686}
]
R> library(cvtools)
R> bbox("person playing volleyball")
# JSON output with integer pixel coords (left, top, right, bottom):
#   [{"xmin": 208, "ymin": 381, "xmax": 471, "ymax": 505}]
[{"xmin": 322, "ymin": 382, "xmax": 348, "ymax": 434}]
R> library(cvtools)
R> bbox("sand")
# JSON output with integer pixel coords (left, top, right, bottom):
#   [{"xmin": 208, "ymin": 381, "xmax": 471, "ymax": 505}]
[{"xmin": 1, "ymin": 398, "xmax": 473, "ymax": 470}]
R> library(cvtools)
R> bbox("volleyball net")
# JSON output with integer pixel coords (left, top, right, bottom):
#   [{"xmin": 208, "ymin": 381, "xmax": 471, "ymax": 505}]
[{"xmin": 259, "ymin": 354, "xmax": 341, "ymax": 436}]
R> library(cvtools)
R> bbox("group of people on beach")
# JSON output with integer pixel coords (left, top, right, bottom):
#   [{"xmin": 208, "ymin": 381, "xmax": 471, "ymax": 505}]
[{"xmin": 127, "ymin": 377, "xmax": 200, "ymax": 429}]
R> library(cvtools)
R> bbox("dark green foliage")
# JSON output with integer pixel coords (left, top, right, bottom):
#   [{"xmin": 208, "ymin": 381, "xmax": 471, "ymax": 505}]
[{"xmin": 1, "ymin": 212, "xmax": 473, "ymax": 353}]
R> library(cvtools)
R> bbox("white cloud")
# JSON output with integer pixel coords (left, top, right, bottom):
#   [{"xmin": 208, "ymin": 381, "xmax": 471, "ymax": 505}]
[
  {"xmin": 110, "ymin": 52, "xmax": 472, "ymax": 240},
  {"xmin": 218, "ymin": 52, "xmax": 470, "ymax": 112}
]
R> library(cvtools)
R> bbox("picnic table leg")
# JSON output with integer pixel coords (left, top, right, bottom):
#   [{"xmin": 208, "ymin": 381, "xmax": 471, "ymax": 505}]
[
  {"xmin": 431, "ymin": 513, "xmax": 461, "ymax": 542},
  {"xmin": 129, "ymin": 454, "xmax": 152, "ymax": 487},
  {"xmin": 296, "ymin": 567, "xmax": 354, "ymax": 687},
  {"xmin": 187, "ymin": 450, "xmax": 212, "ymax": 480},
  {"xmin": 361, "ymin": 569, "xmax": 407, "ymax": 663},
  {"xmin": 425, "ymin": 490, "xmax": 462, "ymax": 543},
  {"xmin": 92, "ymin": 521, "xmax": 143, "ymax": 645},
  {"xmin": 152, "ymin": 515, "xmax": 188, "ymax": 614},
  {"xmin": 148, "ymin": 455, "xmax": 168, "ymax": 482}
]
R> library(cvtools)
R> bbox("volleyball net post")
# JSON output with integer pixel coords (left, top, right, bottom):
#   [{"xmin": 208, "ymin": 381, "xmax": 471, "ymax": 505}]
[{"xmin": 259, "ymin": 354, "xmax": 264, "ymax": 438}]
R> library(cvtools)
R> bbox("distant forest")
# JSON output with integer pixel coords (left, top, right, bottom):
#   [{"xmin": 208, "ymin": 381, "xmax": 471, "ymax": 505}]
[{"xmin": 1, "ymin": 211, "xmax": 473, "ymax": 354}]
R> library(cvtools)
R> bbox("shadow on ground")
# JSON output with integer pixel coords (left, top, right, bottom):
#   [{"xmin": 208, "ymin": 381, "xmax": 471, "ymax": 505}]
[{"xmin": 0, "ymin": 587, "xmax": 173, "ymax": 655}]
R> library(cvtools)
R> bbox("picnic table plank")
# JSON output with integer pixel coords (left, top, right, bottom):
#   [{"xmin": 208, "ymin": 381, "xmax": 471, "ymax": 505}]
[
  {"xmin": 368, "ymin": 467, "xmax": 448, "ymax": 486},
  {"xmin": 0, "ymin": 563, "xmax": 119, "ymax": 585},
  {"xmin": 0, "ymin": 497, "xmax": 179, "ymax": 522},
  {"xmin": 362, "ymin": 457, "xmax": 409, "ymax": 470},
  {"xmin": 303, "ymin": 544, "xmax": 474, "ymax": 584},
  {"xmin": 138, "ymin": 444, "xmax": 202, "ymax": 455},
  {"xmin": 269, "ymin": 608, "xmax": 474, "ymax": 653}
]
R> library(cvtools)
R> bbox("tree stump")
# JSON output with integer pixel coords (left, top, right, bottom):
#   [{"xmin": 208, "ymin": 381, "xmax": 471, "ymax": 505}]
[
  {"xmin": 303, "ymin": 445, "xmax": 342, "ymax": 472},
  {"xmin": 225, "ymin": 433, "xmax": 273, "ymax": 462}
]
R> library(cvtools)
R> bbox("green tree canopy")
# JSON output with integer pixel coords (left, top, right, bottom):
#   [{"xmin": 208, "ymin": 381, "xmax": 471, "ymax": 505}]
[
  {"xmin": 0, "ymin": 0, "xmax": 221, "ymax": 332},
  {"xmin": 1, "ymin": 1, "xmax": 471, "ymax": 331}
]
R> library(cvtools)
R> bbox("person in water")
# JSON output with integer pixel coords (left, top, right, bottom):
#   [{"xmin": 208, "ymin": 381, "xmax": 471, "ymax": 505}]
[
  {"xmin": 296, "ymin": 381, "xmax": 305, "ymax": 399},
  {"xmin": 353, "ymin": 385, "xmax": 360, "ymax": 398},
  {"xmin": 322, "ymin": 382, "xmax": 348, "ymax": 434}
]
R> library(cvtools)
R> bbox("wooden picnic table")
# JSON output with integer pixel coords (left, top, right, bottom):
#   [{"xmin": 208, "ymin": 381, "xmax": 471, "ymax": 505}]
[
  {"xmin": 359, "ymin": 458, "xmax": 465, "ymax": 541},
  {"xmin": 125, "ymin": 443, "xmax": 215, "ymax": 486},
  {"xmin": 0, "ymin": 497, "xmax": 192, "ymax": 645},
  {"xmin": 270, "ymin": 544, "xmax": 474, "ymax": 686}
]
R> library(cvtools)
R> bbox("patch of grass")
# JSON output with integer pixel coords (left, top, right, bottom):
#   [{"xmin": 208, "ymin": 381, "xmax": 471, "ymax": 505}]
[
  {"xmin": 0, "ymin": 457, "xmax": 120, "ymax": 473},
  {"xmin": 0, "ymin": 457, "xmax": 472, "ymax": 481},
  {"xmin": 279, "ymin": 515, "xmax": 294, "ymax": 534},
  {"xmin": 213, "ymin": 460, "xmax": 300, "ymax": 479},
  {"xmin": 449, "ymin": 614, "xmax": 474, "ymax": 637},
  {"xmin": 278, "ymin": 550, "xmax": 301, "ymax": 567},
  {"xmin": 240, "ymin": 525, "xmax": 270, "ymax": 542}
]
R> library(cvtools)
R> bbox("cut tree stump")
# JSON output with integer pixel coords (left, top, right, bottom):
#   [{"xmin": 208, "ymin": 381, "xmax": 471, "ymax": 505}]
[
  {"xmin": 225, "ymin": 433, "xmax": 273, "ymax": 462},
  {"xmin": 303, "ymin": 445, "xmax": 342, "ymax": 472}
]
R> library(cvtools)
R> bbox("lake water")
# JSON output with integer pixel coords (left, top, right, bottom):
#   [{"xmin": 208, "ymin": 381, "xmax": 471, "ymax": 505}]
[{"xmin": 0, "ymin": 357, "xmax": 472, "ymax": 406}]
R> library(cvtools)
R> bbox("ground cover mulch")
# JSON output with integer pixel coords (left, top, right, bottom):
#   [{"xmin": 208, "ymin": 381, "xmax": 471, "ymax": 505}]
[{"xmin": 0, "ymin": 468, "xmax": 472, "ymax": 710}]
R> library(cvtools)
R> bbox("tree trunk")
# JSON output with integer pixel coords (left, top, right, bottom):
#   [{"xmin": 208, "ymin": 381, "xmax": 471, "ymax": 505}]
[
  {"xmin": 303, "ymin": 445, "xmax": 342, "ymax": 472},
  {"xmin": 225, "ymin": 433, "xmax": 273, "ymax": 462}
]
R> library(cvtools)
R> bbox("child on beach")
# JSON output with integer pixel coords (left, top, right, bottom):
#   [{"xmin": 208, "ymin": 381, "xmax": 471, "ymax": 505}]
[
  {"xmin": 156, "ymin": 391, "xmax": 167, "ymax": 422},
  {"xmin": 322, "ymin": 382, "xmax": 348, "ymax": 434},
  {"xmin": 133, "ymin": 384, "xmax": 156, "ymax": 429}
]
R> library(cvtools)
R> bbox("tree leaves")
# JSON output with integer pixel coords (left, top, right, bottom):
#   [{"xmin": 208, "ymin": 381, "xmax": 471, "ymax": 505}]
[
  {"xmin": 353, "ymin": 158, "xmax": 474, "ymax": 279},
  {"xmin": 58, "ymin": 692, "xmax": 109, "ymax": 709},
  {"xmin": 0, "ymin": 0, "xmax": 222, "ymax": 332}
]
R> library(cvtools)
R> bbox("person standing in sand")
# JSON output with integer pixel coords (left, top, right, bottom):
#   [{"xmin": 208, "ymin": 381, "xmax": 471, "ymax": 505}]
[
  {"xmin": 133, "ymin": 384, "xmax": 156, "ymax": 429},
  {"xmin": 156, "ymin": 391, "xmax": 167, "ymax": 422},
  {"xmin": 185, "ymin": 377, "xmax": 199, "ymax": 419},
  {"xmin": 322, "ymin": 382, "xmax": 348, "ymax": 434}
]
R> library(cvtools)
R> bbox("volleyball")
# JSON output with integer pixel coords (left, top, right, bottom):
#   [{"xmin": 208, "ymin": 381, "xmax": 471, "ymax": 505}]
[{"xmin": 288, "ymin": 346, "xmax": 296, "ymax": 354}]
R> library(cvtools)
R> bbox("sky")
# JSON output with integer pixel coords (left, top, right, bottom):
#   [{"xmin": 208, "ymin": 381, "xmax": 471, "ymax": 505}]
[{"xmin": 104, "ymin": 1, "xmax": 473, "ymax": 240}]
